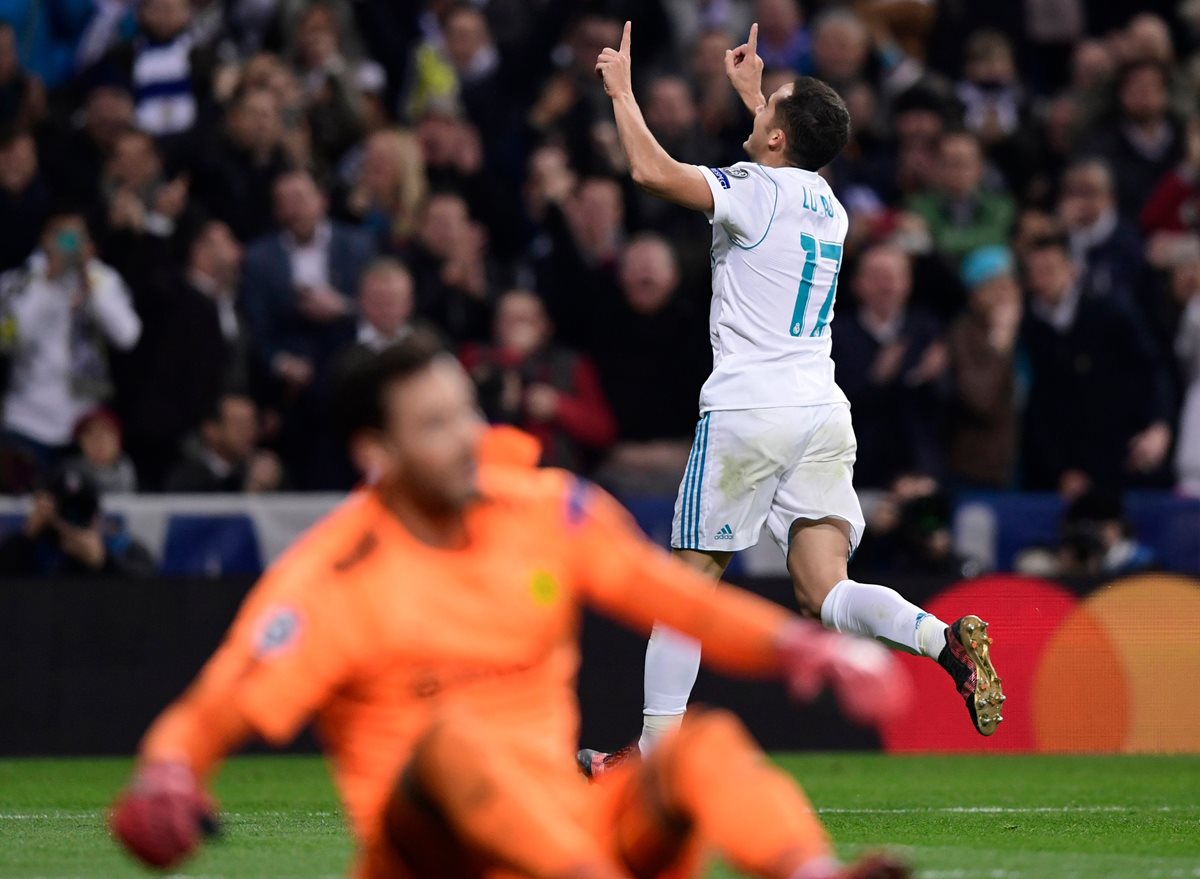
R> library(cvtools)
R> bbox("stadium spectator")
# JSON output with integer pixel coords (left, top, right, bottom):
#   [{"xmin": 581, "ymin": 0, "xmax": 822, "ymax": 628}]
[
  {"xmin": 405, "ymin": 190, "xmax": 495, "ymax": 343},
  {"xmin": 946, "ymin": 246, "xmax": 1021, "ymax": 489},
  {"xmin": 286, "ymin": 2, "xmax": 366, "ymax": 167},
  {"xmin": 831, "ymin": 243, "xmax": 945, "ymax": 488},
  {"xmin": 1174, "ymin": 259, "xmax": 1200, "ymax": 494},
  {"xmin": 67, "ymin": 407, "xmax": 136, "ymax": 494},
  {"xmin": 1084, "ymin": 60, "xmax": 1185, "ymax": 220},
  {"xmin": 1140, "ymin": 116, "xmax": 1200, "ymax": 273},
  {"xmin": 1057, "ymin": 158, "xmax": 1143, "ymax": 303},
  {"xmin": 850, "ymin": 475, "xmax": 981, "ymax": 578},
  {"xmin": 535, "ymin": 175, "xmax": 625, "ymax": 344},
  {"xmin": 461, "ymin": 288, "xmax": 615, "ymax": 472},
  {"xmin": 1021, "ymin": 234, "xmax": 1173, "ymax": 493},
  {"xmin": 907, "ymin": 129, "xmax": 1016, "ymax": 267},
  {"xmin": 352, "ymin": 258, "xmax": 427, "ymax": 352},
  {"xmin": 0, "ymin": 207, "xmax": 141, "ymax": 473},
  {"xmin": 87, "ymin": 0, "xmax": 214, "ymax": 142},
  {"xmin": 190, "ymin": 85, "xmax": 293, "ymax": 242},
  {"xmin": 0, "ymin": 129, "xmax": 49, "ymax": 272},
  {"xmin": 165, "ymin": 392, "xmax": 282, "ymax": 493},
  {"xmin": 336, "ymin": 128, "xmax": 427, "ymax": 254},
  {"xmin": 0, "ymin": 462, "xmax": 155, "ymax": 577},
  {"xmin": 590, "ymin": 235, "xmax": 711, "ymax": 493},
  {"xmin": 118, "ymin": 218, "xmax": 247, "ymax": 490},
  {"xmin": 95, "ymin": 129, "xmax": 191, "ymax": 267},
  {"xmin": 955, "ymin": 29, "xmax": 1039, "ymax": 198},
  {"xmin": 808, "ymin": 8, "xmax": 871, "ymax": 92},
  {"xmin": 240, "ymin": 169, "xmax": 372, "ymax": 396},
  {"xmin": 1017, "ymin": 489, "xmax": 1157, "ymax": 577},
  {"xmin": 0, "ymin": 2, "xmax": 92, "ymax": 90},
  {"xmin": 38, "ymin": 83, "xmax": 134, "ymax": 206},
  {"xmin": 754, "ymin": 0, "xmax": 810, "ymax": 73},
  {"xmin": 0, "ymin": 20, "xmax": 46, "ymax": 128}
]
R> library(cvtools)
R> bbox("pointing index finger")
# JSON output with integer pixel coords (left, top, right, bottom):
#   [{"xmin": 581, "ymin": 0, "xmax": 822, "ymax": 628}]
[
  {"xmin": 748, "ymin": 22, "xmax": 758, "ymax": 54},
  {"xmin": 620, "ymin": 20, "xmax": 631, "ymax": 57}
]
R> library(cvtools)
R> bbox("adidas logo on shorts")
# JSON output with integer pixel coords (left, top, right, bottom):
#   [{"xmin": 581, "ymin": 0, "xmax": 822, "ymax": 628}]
[{"xmin": 714, "ymin": 524, "xmax": 735, "ymax": 540}]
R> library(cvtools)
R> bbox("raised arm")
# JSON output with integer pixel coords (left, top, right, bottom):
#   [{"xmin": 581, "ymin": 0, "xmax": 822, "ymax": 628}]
[
  {"xmin": 595, "ymin": 21, "xmax": 714, "ymax": 212},
  {"xmin": 725, "ymin": 23, "xmax": 766, "ymax": 116}
]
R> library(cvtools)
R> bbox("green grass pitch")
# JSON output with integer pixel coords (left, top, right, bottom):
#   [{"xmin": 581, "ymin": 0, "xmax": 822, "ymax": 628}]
[{"xmin": 1, "ymin": 754, "xmax": 1197, "ymax": 878}]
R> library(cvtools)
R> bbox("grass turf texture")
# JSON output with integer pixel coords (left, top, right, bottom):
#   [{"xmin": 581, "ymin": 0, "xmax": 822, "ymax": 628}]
[{"xmin": 0, "ymin": 755, "xmax": 1197, "ymax": 879}]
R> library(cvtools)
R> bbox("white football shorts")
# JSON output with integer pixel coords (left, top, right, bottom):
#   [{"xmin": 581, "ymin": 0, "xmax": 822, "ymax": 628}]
[{"xmin": 670, "ymin": 403, "xmax": 865, "ymax": 556}]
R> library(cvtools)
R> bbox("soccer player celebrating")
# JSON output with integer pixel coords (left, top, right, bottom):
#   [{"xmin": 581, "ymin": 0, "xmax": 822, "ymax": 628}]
[
  {"xmin": 583, "ymin": 23, "xmax": 1003, "ymax": 771},
  {"xmin": 110, "ymin": 334, "xmax": 910, "ymax": 879}
]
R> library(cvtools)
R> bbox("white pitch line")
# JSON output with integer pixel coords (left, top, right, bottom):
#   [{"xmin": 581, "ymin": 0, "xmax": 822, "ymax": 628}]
[{"xmin": 818, "ymin": 805, "xmax": 1189, "ymax": 814}]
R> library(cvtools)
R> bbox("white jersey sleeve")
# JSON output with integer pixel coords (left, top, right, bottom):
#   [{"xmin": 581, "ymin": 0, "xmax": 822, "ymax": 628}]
[{"xmin": 696, "ymin": 163, "xmax": 778, "ymax": 248}]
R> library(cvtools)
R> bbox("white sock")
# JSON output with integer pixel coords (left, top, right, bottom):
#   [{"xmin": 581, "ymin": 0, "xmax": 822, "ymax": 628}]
[
  {"xmin": 819, "ymin": 579, "xmax": 947, "ymax": 658},
  {"xmin": 640, "ymin": 623, "xmax": 701, "ymax": 755}
]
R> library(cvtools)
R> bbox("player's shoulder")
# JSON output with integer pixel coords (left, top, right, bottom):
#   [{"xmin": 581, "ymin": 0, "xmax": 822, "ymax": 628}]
[
  {"xmin": 258, "ymin": 491, "xmax": 385, "ymax": 594},
  {"xmin": 705, "ymin": 161, "xmax": 772, "ymax": 192},
  {"xmin": 479, "ymin": 464, "xmax": 595, "ymax": 528}
]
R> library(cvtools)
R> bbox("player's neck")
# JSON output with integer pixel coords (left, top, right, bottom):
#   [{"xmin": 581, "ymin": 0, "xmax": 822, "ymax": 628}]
[{"xmin": 377, "ymin": 487, "xmax": 471, "ymax": 549}]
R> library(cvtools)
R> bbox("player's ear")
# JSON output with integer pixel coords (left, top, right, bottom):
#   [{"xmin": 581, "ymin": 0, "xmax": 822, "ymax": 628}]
[
  {"xmin": 349, "ymin": 431, "xmax": 392, "ymax": 484},
  {"xmin": 768, "ymin": 126, "xmax": 786, "ymax": 154}
]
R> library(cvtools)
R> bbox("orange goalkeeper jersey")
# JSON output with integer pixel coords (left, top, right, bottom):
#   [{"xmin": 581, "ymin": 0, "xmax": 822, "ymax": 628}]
[{"xmin": 142, "ymin": 465, "xmax": 789, "ymax": 847}]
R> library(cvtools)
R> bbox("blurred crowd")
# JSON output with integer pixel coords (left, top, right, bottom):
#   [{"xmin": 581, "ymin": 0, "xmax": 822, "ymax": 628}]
[{"xmin": 1, "ymin": 0, "xmax": 1199, "ymax": 525}]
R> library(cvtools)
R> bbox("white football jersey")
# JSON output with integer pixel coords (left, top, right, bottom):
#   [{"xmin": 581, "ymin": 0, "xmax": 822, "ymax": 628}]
[{"xmin": 694, "ymin": 162, "xmax": 850, "ymax": 413}]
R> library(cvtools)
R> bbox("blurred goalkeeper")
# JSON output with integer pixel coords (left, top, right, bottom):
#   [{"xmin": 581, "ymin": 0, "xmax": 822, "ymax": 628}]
[{"xmin": 110, "ymin": 332, "xmax": 910, "ymax": 879}]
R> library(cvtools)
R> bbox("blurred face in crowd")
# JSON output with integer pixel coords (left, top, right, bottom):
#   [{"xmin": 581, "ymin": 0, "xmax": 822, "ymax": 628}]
[
  {"xmin": 895, "ymin": 108, "xmax": 943, "ymax": 150},
  {"xmin": 1071, "ymin": 40, "xmax": 1114, "ymax": 92},
  {"xmin": 1119, "ymin": 64, "xmax": 1168, "ymax": 126},
  {"xmin": 206, "ymin": 395, "xmax": 259, "ymax": 464},
  {"xmin": 419, "ymin": 193, "xmax": 470, "ymax": 258},
  {"xmin": 620, "ymin": 238, "xmax": 679, "ymax": 316},
  {"xmin": 375, "ymin": 356, "xmax": 484, "ymax": 514},
  {"xmin": 191, "ymin": 220, "xmax": 243, "ymax": 287},
  {"xmin": 360, "ymin": 265, "xmax": 415, "ymax": 337},
  {"xmin": 494, "ymin": 290, "xmax": 550, "ymax": 357},
  {"xmin": 971, "ymin": 273, "xmax": 1021, "ymax": 318},
  {"xmin": 842, "ymin": 81, "xmax": 876, "ymax": 134},
  {"xmin": 79, "ymin": 418, "xmax": 121, "ymax": 470},
  {"xmin": 1024, "ymin": 245, "xmax": 1077, "ymax": 305},
  {"xmin": 937, "ymin": 133, "xmax": 983, "ymax": 199},
  {"xmin": 1043, "ymin": 95, "xmax": 1078, "ymax": 156},
  {"xmin": 853, "ymin": 245, "xmax": 912, "ymax": 319},
  {"xmin": 757, "ymin": 0, "xmax": 802, "ymax": 42},
  {"xmin": 569, "ymin": 16, "xmax": 622, "ymax": 78},
  {"xmin": 1059, "ymin": 162, "xmax": 1115, "ymax": 229},
  {"xmin": 296, "ymin": 5, "xmax": 340, "ymax": 69},
  {"xmin": 1127, "ymin": 14, "xmax": 1173, "ymax": 64},
  {"xmin": 0, "ymin": 132, "xmax": 37, "ymax": 194},
  {"xmin": 965, "ymin": 43, "xmax": 1015, "ymax": 86},
  {"xmin": 570, "ymin": 177, "xmax": 623, "ymax": 247},
  {"xmin": 108, "ymin": 131, "xmax": 162, "ymax": 191},
  {"xmin": 273, "ymin": 172, "xmax": 327, "ymax": 241},
  {"xmin": 228, "ymin": 87, "xmax": 283, "ymax": 154},
  {"xmin": 646, "ymin": 76, "xmax": 697, "ymax": 141},
  {"xmin": 811, "ymin": 14, "xmax": 869, "ymax": 83},
  {"xmin": 85, "ymin": 86, "xmax": 135, "ymax": 148},
  {"xmin": 0, "ymin": 23, "xmax": 17, "ymax": 81},
  {"xmin": 140, "ymin": 0, "xmax": 191, "ymax": 42},
  {"xmin": 1012, "ymin": 208, "xmax": 1058, "ymax": 262},
  {"xmin": 693, "ymin": 30, "xmax": 731, "ymax": 82},
  {"xmin": 444, "ymin": 7, "xmax": 492, "ymax": 72}
]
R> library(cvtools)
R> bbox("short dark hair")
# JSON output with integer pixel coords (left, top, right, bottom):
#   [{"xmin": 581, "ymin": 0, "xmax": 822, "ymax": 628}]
[
  {"xmin": 774, "ymin": 76, "xmax": 850, "ymax": 171},
  {"xmin": 332, "ymin": 331, "xmax": 447, "ymax": 441},
  {"xmin": 1026, "ymin": 232, "xmax": 1071, "ymax": 258}
]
